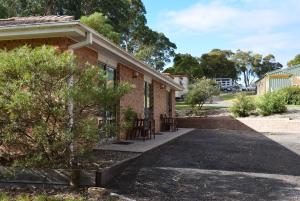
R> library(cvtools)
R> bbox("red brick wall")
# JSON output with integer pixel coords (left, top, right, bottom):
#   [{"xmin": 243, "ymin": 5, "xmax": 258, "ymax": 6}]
[
  {"xmin": 118, "ymin": 64, "xmax": 145, "ymax": 119},
  {"xmin": 0, "ymin": 37, "xmax": 177, "ymax": 134},
  {"xmin": 0, "ymin": 37, "xmax": 70, "ymax": 51},
  {"xmin": 0, "ymin": 37, "xmax": 98, "ymax": 66}
]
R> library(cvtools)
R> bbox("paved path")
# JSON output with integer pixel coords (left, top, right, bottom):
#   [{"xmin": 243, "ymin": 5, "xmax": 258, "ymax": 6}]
[
  {"xmin": 107, "ymin": 129, "xmax": 300, "ymax": 201},
  {"xmin": 95, "ymin": 128, "xmax": 194, "ymax": 153}
]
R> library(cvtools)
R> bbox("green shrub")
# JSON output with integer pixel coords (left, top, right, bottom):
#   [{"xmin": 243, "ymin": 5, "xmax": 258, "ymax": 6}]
[
  {"xmin": 0, "ymin": 46, "xmax": 132, "ymax": 168},
  {"xmin": 186, "ymin": 77, "xmax": 220, "ymax": 110},
  {"xmin": 230, "ymin": 93, "xmax": 256, "ymax": 117},
  {"xmin": 256, "ymin": 92, "xmax": 287, "ymax": 116},
  {"xmin": 278, "ymin": 86, "xmax": 300, "ymax": 105},
  {"xmin": 121, "ymin": 107, "xmax": 138, "ymax": 130}
]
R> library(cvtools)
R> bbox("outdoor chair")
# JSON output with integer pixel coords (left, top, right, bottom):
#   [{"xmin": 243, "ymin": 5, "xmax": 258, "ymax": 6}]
[
  {"xmin": 131, "ymin": 118, "xmax": 155, "ymax": 141},
  {"xmin": 160, "ymin": 114, "xmax": 178, "ymax": 132}
]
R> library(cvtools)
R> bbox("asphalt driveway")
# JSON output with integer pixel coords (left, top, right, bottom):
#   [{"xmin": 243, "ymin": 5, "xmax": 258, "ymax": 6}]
[{"xmin": 107, "ymin": 129, "xmax": 300, "ymax": 201}]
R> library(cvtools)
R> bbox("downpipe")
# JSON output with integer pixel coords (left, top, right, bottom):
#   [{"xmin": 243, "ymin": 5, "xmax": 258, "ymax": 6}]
[{"xmin": 67, "ymin": 32, "xmax": 93, "ymax": 188}]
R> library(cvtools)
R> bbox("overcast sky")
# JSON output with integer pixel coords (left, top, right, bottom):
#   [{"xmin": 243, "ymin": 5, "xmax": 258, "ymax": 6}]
[{"xmin": 143, "ymin": 0, "xmax": 300, "ymax": 67}]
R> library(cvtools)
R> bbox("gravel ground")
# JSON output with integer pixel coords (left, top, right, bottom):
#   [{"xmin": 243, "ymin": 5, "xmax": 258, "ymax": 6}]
[{"xmin": 107, "ymin": 129, "xmax": 300, "ymax": 201}]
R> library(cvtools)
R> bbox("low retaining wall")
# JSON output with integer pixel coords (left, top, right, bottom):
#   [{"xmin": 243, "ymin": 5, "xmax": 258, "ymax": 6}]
[
  {"xmin": 177, "ymin": 116, "xmax": 253, "ymax": 131},
  {"xmin": 0, "ymin": 154, "xmax": 140, "ymax": 187},
  {"xmin": 0, "ymin": 167, "xmax": 96, "ymax": 187},
  {"xmin": 177, "ymin": 116, "xmax": 300, "ymax": 133}
]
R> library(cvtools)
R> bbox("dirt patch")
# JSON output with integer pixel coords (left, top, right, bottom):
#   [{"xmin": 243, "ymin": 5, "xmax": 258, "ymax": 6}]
[{"xmin": 76, "ymin": 150, "xmax": 139, "ymax": 170}]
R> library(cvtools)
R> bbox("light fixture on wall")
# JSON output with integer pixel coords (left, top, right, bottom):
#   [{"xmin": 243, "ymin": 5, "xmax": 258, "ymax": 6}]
[{"xmin": 132, "ymin": 71, "xmax": 139, "ymax": 78}]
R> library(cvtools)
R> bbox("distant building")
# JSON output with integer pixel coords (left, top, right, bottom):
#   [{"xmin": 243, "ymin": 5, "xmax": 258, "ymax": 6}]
[
  {"xmin": 256, "ymin": 64, "xmax": 300, "ymax": 95},
  {"xmin": 215, "ymin": 78, "xmax": 234, "ymax": 89},
  {"xmin": 165, "ymin": 74, "xmax": 189, "ymax": 100}
]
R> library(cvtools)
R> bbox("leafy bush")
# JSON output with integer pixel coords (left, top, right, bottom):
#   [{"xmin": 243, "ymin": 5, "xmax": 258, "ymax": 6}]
[
  {"xmin": 278, "ymin": 86, "xmax": 300, "ymax": 105},
  {"xmin": 256, "ymin": 92, "xmax": 287, "ymax": 116},
  {"xmin": 230, "ymin": 93, "xmax": 256, "ymax": 117},
  {"xmin": 0, "ymin": 46, "xmax": 132, "ymax": 168},
  {"xmin": 121, "ymin": 107, "xmax": 138, "ymax": 130},
  {"xmin": 186, "ymin": 77, "xmax": 220, "ymax": 110}
]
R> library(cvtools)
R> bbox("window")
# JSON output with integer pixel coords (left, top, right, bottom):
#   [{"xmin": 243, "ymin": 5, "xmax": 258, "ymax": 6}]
[
  {"xmin": 99, "ymin": 62, "xmax": 117, "ymax": 124},
  {"xmin": 144, "ymin": 81, "xmax": 151, "ymax": 119},
  {"xmin": 166, "ymin": 91, "xmax": 172, "ymax": 117}
]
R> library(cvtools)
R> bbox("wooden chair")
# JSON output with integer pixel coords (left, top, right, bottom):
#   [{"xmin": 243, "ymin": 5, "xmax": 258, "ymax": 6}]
[
  {"xmin": 130, "ymin": 118, "xmax": 155, "ymax": 141},
  {"xmin": 160, "ymin": 114, "xmax": 178, "ymax": 132}
]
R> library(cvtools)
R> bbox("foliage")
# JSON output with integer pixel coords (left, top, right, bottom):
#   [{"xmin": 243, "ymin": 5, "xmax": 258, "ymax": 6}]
[
  {"xmin": 0, "ymin": 192, "xmax": 85, "ymax": 201},
  {"xmin": 199, "ymin": 49, "xmax": 237, "ymax": 80},
  {"xmin": 256, "ymin": 92, "xmax": 287, "ymax": 116},
  {"xmin": 133, "ymin": 27, "xmax": 177, "ymax": 71},
  {"xmin": 233, "ymin": 50, "xmax": 282, "ymax": 87},
  {"xmin": 0, "ymin": 0, "xmax": 177, "ymax": 71},
  {"xmin": 288, "ymin": 54, "xmax": 300, "ymax": 67},
  {"xmin": 186, "ymin": 78, "xmax": 220, "ymax": 110},
  {"xmin": 121, "ymin": 107, "xmax": 138, "ymax": 130},
  {"xmin": 278, "ymin": 86, "xmax": 300, "ymax": 105},
  {"xmin": 253, "ymin": 54, "xmax": 282, "ymax": 78},
  {"xmin": 230, "ymin": 93, "xmax": 256, "ymax": 117},
  {"xmin": 80, "ymin": 12, "xmax": 120, "ymax": 44},
  {"xmin": 0, "ymin": 46, "xmax": 132, "ymax": 168},
  {"xmin": 165, "ymin": 50, "xmax": 237, "ymax": 81},
  {"xmin": 164, "ymin": 53, "xmax": 203, "ymax": 80}
]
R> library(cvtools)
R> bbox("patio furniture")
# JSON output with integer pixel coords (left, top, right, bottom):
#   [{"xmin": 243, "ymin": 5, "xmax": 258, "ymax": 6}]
[
  {"xmin": 131, "ymin": 118, "xmax": 155, "ymax": 141},
  {"xmin": 160, "ymin": 114, "xmax": 178, "ymax": 132}
]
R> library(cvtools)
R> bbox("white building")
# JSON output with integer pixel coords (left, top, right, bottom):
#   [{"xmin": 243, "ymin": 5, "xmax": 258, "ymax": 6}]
[
  {"xmin": 215, "ymin": 78, "xmax": 234, "ymax": 89},
  {"xmin": 166, "ymin": 74, "xmax": 189, "ymax": 100}
]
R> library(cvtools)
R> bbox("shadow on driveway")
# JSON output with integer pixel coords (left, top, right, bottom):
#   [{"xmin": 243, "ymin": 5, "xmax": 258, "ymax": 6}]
[{"xmin": 107, "ymin": 129, "xmax": 300, "ymax": 201}]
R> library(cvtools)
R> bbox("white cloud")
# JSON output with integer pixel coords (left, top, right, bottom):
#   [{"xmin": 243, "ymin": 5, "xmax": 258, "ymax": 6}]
[
  {"xmin": 162, "ymin": 0, "xmax": 298, "ymax": 34},
  {"xmin": 158, "ymin": 0, "xmax": 300, "ymax": 65},
  {"xmin": 232, "ymin": 32, "xmax": 298, "ymax": 53}
]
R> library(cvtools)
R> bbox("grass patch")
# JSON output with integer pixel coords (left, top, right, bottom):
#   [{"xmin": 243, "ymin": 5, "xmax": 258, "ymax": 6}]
[
  {"xmin": 287, "ymin": 105, "xmax": 300, "ymax": 110},
  {"xmin": 0, "ymin": 193, "xmax": 87, "ymax": 201},
  {"xmin": 220, "ymin": 93, "xmax": 237, "ymax": 101},
  {"xmin": 176, "ymin": 103, "xmax": 190, "ymax": 110},
  {"xmin": 176, "ymin": 102, "xmax": 227, "ymax": 110}
]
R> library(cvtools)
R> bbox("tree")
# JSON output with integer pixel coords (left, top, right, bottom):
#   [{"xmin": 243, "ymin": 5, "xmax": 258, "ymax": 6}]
[
  {"xmin": 164, "ymin": 53, "xmax": 203, "ymax": 80},
  {"xmin": 233, "ymin": 50, "xmax": 282, "ymax": 87},
  {"xmin": 135, "ymin": 28, "xmax": 177, "ymax": 71},
  {"xmin": 288, "ymin": 54, "xmax": 300, "ymax": 67},
  {"xmin": 80, "ymin": 12, "xmax": 120, "ymax": 44},
  {"xmin": 199, "ymin": 49, "xmax": 237, "ymax": 80},
  {"xmin": 0, "ymin": 0, "xmax": 61, "ymax": 17},
  {"xmin": 0, "ymin": 46, "xmax": 132, "ymax": 168},
  {"xmin": 232, "ymin": 50, "xmax": 260, "ymax": 87},
  {"xmin": 253, "ymin": 54, "xmax": 282, "ymax": 78},
  {"xmin": 186, "ymin": 78, "xmax": 220, "ymax": 110},
  {"xmin": 0, "ymin": 0, "xmax": 177, "ymax": 71}
]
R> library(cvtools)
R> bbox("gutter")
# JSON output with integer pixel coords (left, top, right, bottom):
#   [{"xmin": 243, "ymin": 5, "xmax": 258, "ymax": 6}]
[
  {"xmin": 0, "ymin": 22, "xmax": 183, "ymax": 91},
  {"xmin": 69, "ymin": 31, "xmax": 93, "ymax": 50}
]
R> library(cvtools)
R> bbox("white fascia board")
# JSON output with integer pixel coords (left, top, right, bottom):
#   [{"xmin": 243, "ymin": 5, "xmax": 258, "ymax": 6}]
[
  {"xmin": 0, "ymin": 22, "xmax": 85, "ymax": 40},
  {"xmin": 0, "ymin": 22, "xmax": 183, "ymax": 91}
]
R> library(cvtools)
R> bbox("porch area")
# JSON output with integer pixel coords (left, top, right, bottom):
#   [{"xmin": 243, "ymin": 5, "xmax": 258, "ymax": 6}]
[{"xmin": 94, "ymin": 128, "xmax": 194, "ymax": 153}]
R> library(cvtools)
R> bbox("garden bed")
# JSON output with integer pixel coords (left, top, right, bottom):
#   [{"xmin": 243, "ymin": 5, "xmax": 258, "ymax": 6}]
[
  {"xmin": 0, "ymin": 150, "xmax": 140, "ymax": 187},
  {"xmin": 0, "ymin": 186, "xmax": 128, "ymax": 201}
]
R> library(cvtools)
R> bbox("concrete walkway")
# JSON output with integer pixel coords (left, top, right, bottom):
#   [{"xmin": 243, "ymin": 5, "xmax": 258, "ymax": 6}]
[{"xmin": 95, "ymin": 128, "xmax": 194, "ymax": 153}]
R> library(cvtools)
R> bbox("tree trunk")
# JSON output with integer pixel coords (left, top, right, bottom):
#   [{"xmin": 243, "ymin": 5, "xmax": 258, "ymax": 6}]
[{"xmin": 45, "ymin": 0, "xmax": 55, "ymax": 15}]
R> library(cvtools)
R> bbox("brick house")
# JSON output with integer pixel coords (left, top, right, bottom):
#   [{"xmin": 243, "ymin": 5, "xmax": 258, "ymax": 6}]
[{"xmin": 0, "ymin": 16, "xmax": 183, "ymax": 137}]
